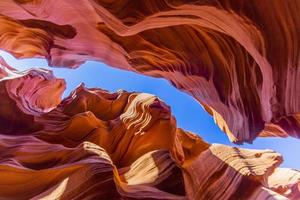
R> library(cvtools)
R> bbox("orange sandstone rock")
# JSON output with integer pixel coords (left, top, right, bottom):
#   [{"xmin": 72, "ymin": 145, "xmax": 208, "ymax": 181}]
[
  {"xmin": 0, "ymin": 0, "xmax": 299, "ymax": 143},
  {"xmin": 0, "ymin": 59, "xmax": 299, "ymax": 199}
]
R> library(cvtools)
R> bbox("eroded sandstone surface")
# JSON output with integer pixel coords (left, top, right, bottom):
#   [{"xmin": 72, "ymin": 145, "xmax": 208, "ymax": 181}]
[
  {"xmin": 0, "ymin": 57, "xmax": 299, "ymax": 199},
  {"xmin": 0, "ymin": 0, "xmax": 299, "ymax": 143}
]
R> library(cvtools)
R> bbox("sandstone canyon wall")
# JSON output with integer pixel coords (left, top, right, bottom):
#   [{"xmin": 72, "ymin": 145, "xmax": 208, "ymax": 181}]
[
  {"xmin": 0, "ymin": 1, "xmax": 300, "ymax": 199},
  {"xmin": 0, "ymin": 57, "xmax": 300, "ymax": 199},
  {"xmin": 0, "ymin": 0, "xmax": 299, "ymax": 143}
]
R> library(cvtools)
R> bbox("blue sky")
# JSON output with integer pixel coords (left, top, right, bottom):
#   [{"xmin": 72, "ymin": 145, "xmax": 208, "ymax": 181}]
[{"xmin": 0, "ymin": 50, "xmax": 299, "ymax": 169}]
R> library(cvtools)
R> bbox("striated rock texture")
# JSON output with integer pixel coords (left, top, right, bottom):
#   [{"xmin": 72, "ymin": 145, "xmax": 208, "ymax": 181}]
[
  {"xmin": 0, "ymin": 0, "xmax": 299, "ymax": 143},
  {"xmin": 1, "ymin": 58, "xmax": 300, "ymax": 199}
]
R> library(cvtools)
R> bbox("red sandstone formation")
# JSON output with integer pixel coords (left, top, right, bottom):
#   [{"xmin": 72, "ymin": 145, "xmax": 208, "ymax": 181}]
[
  {"xmin": 0, "ymin": 58, "xmax": 299, "ymax": 199},
  {"xmin": 0, "ymin": 1, "xmax": 299, "ymax": 199},
  {"xmin": 0, "ymin": 0, "xmax": 299, "ymax": 143}
]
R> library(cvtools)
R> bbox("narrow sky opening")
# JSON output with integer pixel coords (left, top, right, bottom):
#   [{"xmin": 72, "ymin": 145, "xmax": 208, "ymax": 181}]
[{"xmin": 0, "ymin": 50, "xmax": 299, "ymax": 169}]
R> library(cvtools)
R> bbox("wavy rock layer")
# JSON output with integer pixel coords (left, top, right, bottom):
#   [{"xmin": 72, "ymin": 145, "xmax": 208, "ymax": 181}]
[
  {"xmin": 0, "ymin": 0, "xmax": 299, "ymax": 143},
  {"xmin": 0, "ymin": 58, "xmax": 299, "ymax": 199}
]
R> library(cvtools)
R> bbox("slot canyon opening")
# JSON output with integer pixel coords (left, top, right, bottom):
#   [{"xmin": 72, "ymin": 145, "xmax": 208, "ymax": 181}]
[{"xmin": 0, "ymin": 49, "xmax": 299, "ymax": 169}]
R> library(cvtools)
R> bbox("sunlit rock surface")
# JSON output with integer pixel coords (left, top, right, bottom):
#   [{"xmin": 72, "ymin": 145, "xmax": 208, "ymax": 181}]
[
  {"xmin": 0, "ymin": 0, "xmax": 299, "ymax": 143},
  {"xmin": 0, "ymin": 59, "xmax": 299, "ymax": 199}
]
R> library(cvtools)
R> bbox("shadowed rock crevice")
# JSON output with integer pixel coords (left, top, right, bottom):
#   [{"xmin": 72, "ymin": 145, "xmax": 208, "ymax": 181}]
[{"xmin": 20, "ymin": 19, "xmax": 77, "ymax": 39}]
